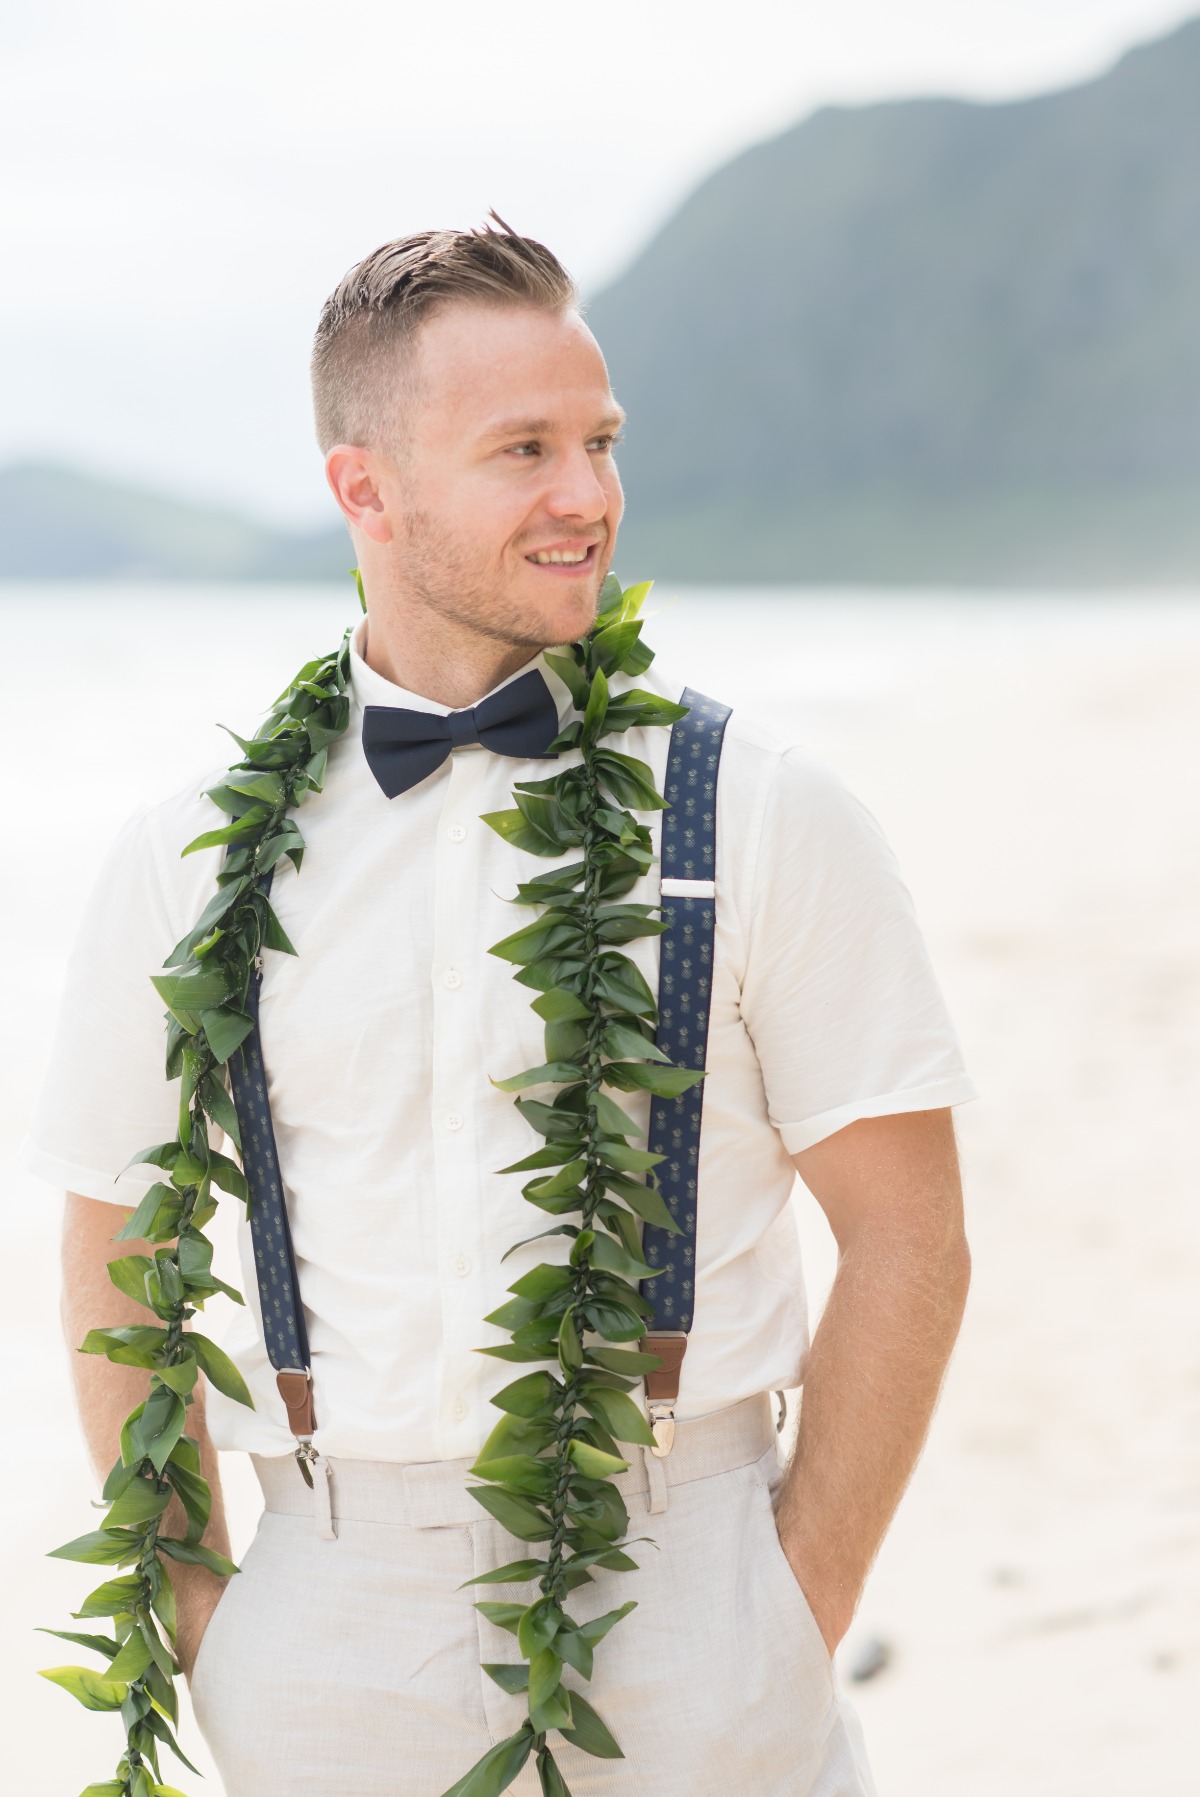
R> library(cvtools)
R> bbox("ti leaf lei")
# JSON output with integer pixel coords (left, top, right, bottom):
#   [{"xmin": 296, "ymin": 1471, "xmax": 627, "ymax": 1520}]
[{"xmin": 41, "ymin": 572, "xmax": 703, "ymax": 1797}]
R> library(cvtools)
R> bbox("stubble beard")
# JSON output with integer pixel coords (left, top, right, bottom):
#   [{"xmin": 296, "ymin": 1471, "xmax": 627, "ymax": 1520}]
[{"xmin": 399, "ymin": 506, "xmax": 606, "ymax": 653}]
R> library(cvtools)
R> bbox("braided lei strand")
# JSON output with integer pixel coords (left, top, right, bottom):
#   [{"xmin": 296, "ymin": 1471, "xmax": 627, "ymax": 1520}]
[{"xmin": 41, "ymin": 573, "xmax": 702, "ymax": 1797}]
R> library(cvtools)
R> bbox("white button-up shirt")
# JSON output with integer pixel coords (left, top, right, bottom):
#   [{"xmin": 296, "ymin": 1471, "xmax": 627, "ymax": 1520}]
[{"xmin": 21, "ymin": 613, "xmax": 976, "ymax": 1461}]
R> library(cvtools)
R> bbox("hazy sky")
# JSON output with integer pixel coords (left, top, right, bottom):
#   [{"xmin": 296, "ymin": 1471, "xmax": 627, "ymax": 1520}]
[{"xmin": 2, "ymin": 0, "xmax": 1194, "ymax": 524}]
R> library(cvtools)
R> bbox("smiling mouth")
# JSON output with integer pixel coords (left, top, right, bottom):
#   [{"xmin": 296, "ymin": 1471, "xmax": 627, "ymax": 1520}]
[{"xmin": 525, "ymin": 543, "xmax": 599, "ymax": 568}]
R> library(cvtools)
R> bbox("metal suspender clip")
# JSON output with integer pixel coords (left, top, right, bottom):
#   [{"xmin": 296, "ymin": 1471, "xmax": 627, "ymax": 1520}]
[
  {"xmin": 276, "ymin": 1369, "xmax": 318, "ymax": 1486},
  {"xmin": 640, "ymin": 1331, "xmax": 689, "ymax": 1457}
]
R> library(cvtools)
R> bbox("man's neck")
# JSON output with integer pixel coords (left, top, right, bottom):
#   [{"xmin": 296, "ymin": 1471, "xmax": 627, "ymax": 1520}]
[{"xmin": 361, "ymin": 605, "xmax": 544, "ymax": 710}]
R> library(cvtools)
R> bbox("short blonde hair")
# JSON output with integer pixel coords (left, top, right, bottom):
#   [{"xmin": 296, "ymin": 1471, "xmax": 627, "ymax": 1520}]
[{"xmin": 311, "ymin": 214, "xmax": 577, "ymax": 453}]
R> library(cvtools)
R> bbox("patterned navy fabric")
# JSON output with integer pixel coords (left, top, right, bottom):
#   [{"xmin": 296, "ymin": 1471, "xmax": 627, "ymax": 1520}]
[
  {"xmin": 225, "ymin": 683, "xmax": 731, "ymax": 1382},
  {"xmin": 226, "ymin": 864, "xmax": 311, "ymax": 1373},
  {"xmin": 639, "ymin": 689, "xmax": 732, "ymax": 1331}
]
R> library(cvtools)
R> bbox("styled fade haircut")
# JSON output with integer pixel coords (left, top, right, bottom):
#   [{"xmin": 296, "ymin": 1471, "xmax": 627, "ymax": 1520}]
[{"xmin": 311, "ymin": 212, "xmax": 578, "ymax": 454}]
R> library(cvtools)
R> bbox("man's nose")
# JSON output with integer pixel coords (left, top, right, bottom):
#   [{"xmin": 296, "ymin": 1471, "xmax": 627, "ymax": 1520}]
[{"xmin": 545, "ymin": 447, "xmax": 609, "ymax": 522}]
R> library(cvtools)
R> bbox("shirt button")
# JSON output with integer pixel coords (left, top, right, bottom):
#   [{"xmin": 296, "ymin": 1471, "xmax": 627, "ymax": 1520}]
[
  {"xmin": 443, "ymin": 967, "xmax": 463, "ymax": 990},
  {"xmin": 452, "ymin": 1397, "xmax": 468, "ymax": 1420},
  {"xmin": 447, "ymin": 823, "xmax": 467, "ymax": 843},
  {"xmin": 453, "ymin": 1255, "xmax": 470, "ymax": 1277},
  {"xmin": 445, "ymin": 1111, "xmax": 464, "ymax": 1132}
]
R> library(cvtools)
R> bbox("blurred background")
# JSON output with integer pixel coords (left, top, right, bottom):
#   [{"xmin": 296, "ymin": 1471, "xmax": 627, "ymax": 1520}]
[{"xmin": 4, "ymin": 2, "xmax": 1198, "ymax": 1791}]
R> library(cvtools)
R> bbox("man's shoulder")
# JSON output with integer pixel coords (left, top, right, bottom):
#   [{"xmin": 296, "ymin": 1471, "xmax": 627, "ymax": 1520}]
[
  {"xmin": 644, "ymin": 659, "xmax": 848, "ymax": 811},
  {"xmin": 106, "ymin": 759, "xmax": 236, "ymax": 935}
]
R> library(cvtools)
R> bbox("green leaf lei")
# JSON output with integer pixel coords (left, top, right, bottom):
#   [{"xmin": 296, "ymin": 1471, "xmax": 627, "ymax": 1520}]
[{"xmin": 42, "ymin": 572, "xmax": 702, "ymax": 1797}]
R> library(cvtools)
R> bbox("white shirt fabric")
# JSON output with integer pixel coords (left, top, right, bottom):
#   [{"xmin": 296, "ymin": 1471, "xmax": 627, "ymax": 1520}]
[{"xmin": 21, "ymin": 612, "xmax": 977, "ymax": 1462}]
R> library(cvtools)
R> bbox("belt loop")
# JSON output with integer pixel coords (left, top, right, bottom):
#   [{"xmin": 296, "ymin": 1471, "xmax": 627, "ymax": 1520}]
[
  {"xmin": 641, "ymin": 1443, "xmax": 669, "ymax": 1514},
  {"xmin": 311, "ymin": 1454, "xmax": 337, "ymax": 1540}
]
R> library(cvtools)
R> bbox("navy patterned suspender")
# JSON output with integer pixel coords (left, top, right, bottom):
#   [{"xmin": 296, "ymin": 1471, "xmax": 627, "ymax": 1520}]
[
  {"xmin": 637, "ymin": 688, "xmax": 732, "ymax": 1453},
  {"xmin": 224, "ymin": 686, "xmax": 732, "ymax": 1465},
  {"xmin": 226, "ymin": 865, "xmax": 320, "ymax": 1459}
]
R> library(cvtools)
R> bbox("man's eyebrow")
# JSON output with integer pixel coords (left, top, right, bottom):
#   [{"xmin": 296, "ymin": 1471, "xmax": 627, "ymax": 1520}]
[{"xmin": 478, "ymin": 409, "xmax": 627, "ymax": 443}]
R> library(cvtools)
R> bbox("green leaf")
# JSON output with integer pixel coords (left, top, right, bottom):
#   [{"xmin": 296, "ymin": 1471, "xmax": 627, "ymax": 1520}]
[
  {"xmin": 73, "ymin": 1572, "xmax": 143, "ymax": 1619},
  {"xmin": 536, "ymin": 1745, "xmax": 573, "ymax": 1797},
  {"xmin": 112, "ymin": 1183, "xmax": 184, "ymax": 1243},
  {"xmin": 460, "ymin": 1559, "xmax": 548, "ymax": 1588},
  {"xmin": 157, "ymin": 1538, "xmax": 239, "ymax": 1577},
  {"xmin": 180, "ymin": 807, "xmax": 271, "ymax": 856},
  {"xmin": 490, "ymin": 1372, "xmax": 561, "ymax": 1418},
  {"xmin": 79, "ymin": 1324, "xmax": 168, "ymax": 1368},
  {"xmin": 103, "ymin": 1479, "xmax": 171, "ymax": 1530},
  {"xmin": 601, "ymin": 1173, "xmax": 681, "ymax": 1234},
  {"xmin": 581, "ymin": 666, "xmax": 609, "ymax": 746},
  {"xmin": 587, "ymin": 1232, "xmax": 658, "ymax": 1282},
  {"xmin": 439, "ymin": 1723, "xmax": 535, "ymax": 1797},
  {"xmin": 150, "ymin": 967, "xmax": 232, "ymax": 1015},
  {"xmin": 602, "ymin": 1061, "xmax": 706, "ymax": 1098},
  {"xmin": 566, "ymin": 1439, "xmax": 629, "ymax": 1478},
  {"xmin": 467, "ymin": 1485, "xmax": 553, "ymax": 1540},
  {"xmin": 592, "ymin": 960, "xmax": 657, "ymax": 1018},
  {"xmin": 107, "ymin": 1629, "xmax": 153, "ymax": 1682},
  {"xmin": 558, "ymin": 1690, "xmax": 624, "ymax": 1759},
  {"xmin": 106, "ymin": 1254, "xmax": 155, "ymax": 1310},
  {"xmin": 601, "ymin": 1023, "xmax": 671, "ymax": 1065},
  {"xmin": 199, "ymin": 1070, "xmax": 242, "ymax": 1148},
  {"xmin": 508, "ymin": 1263, "xmax": 572, "ymax": 1302},
  {"xmin": 592, "ymin": 749, "xmax": 667, "ymax": 811},
  {"xmin": 579, "ymin": 1385, "xmax": 657, "ymax": 1447},
  {"xmin": 481, "ymin": 1662, "xmax": 530, "ymax": 1693},
  {"xmin": 490, "ymin": 1062, "xmax": 584, "ymax": 1094},
  {"xmin": 517, "ymin": 1597, "xmax": 562, "ymax": 1658},
  {"xmin": 473, "ymin": 1602, "xmax": 526, "ymax": 1635},
  {"xmin": 585, "ymin": 1346, "xmax": 665, "ymax": 1375},
  {"xmin": 34, "ymin": 1627, "xmax": 118, "ymax": 1659},
  {"xmin": 78, "ymin": 1783, "xmax": 126, "ymax": 1797},
  {"xmin": 588, "ymin": 1091, "xmax": 640, "ymax": 1139},
  {"xmin": 557, "ymin": 1306, "xmax": 583, "ymax": 1374},
  {"xmin": 481, "ymin": 809, "xmax": 564, "ymax": 858},
  {"xmin": 196, "ymin": 1005, "xmax": 255, "ymax": 1065},
  {"xmin": 38, "ymin": 1665, "xmax": 128, "ymax": 1712},
  {"xmin": 577, "ymin": 1599, "xmax": 638, "ymax": 1646},
  {"xmin": 190, "ymin": 1332, "xmax": 254, "ymax": 1406},
  {"xmin": 543, "ymin": 649, "xmax": 588, "ymax": 707},
  {"xmin": 530, "ymin": 988, "xmax": 590, "ymax": 1024}
]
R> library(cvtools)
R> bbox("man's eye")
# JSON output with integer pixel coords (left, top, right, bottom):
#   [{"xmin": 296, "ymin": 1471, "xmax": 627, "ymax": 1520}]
[
  {"xmin": 589, "ymin": 433, "xmax": 622, "ymax": 452},
  {"xmin": 509, "ymin": 442, "xmax": 540, "ymax": 457}
]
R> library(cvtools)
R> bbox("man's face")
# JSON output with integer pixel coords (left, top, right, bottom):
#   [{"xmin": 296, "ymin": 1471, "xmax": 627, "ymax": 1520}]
[{"xmin": 378, "ymin": 302, "xmax": 625, "ymax": 653}]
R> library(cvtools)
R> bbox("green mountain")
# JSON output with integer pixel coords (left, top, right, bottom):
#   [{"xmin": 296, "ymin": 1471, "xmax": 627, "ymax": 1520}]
[
  {"xmin": 587, "ymin": 15, "xmax": 1200, "ymax": 584},
  {"xmin": 0, "ymin": 463, "xmax": 348, "ymax": 581}
]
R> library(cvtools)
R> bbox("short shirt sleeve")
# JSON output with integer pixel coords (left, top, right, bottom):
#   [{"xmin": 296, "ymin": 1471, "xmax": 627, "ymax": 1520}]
[
  {"xmin": 19, "ymin": 802, "xmax": 188, "ymax": 1200},
  {"xmin": 737, "ymin": 745, "xmax": 977, "ymax": 1155}
]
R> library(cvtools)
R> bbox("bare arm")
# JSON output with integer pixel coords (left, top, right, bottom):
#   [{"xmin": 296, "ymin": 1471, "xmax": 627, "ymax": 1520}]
[
  {"xmin": 777, "ymin": 1108, "xmax": 970, "ymax": 1652},
  {"xmin": 61, "ymin": 1191, "xmax": 233, "ymax": 1677}
]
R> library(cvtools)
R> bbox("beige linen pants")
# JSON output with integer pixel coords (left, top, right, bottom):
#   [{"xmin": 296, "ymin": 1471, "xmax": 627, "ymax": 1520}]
[{"xmin": 190, "ymin": 1393, "xmax": 876, "ymax": 1796}]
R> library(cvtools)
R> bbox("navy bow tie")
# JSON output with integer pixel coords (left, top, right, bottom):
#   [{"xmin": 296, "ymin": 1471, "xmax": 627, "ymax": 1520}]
[{"xmin": 361, "ymin": 668, "xmax": 561, "ymax": 799}]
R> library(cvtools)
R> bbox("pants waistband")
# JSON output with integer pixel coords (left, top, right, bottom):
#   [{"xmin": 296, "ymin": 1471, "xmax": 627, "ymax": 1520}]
[{"xmin": 251, "ymin": 1391, "xmax": 780, "ymax": 1529}]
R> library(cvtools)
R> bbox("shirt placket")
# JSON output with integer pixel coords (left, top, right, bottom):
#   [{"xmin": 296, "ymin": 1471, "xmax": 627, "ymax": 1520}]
[{"xmin": 430, "ymin": 746, "xmax": 491, "ymax": 1459}]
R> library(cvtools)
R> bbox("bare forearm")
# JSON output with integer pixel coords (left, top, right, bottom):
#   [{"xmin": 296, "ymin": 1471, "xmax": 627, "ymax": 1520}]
[
  {"xmin": 776, "ymin": 1222, "xmax": 969, "ymax": 1641},
  {"xmin": 61, "ymin": 1193, "xmax": 232, "ymax": 1663},
  {"xmin": 779, "ymin": 1109, "xmax": 971, "ymax": 1649}
]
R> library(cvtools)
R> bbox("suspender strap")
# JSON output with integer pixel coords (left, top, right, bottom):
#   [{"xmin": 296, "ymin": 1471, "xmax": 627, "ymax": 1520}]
[
  {"xmin": 225, "ymin": 863, "xmax": 318, "ymax": 1459},
  {"xmin": 638, "ymin": 688, "xmax": 732, "ymax": 1451}
]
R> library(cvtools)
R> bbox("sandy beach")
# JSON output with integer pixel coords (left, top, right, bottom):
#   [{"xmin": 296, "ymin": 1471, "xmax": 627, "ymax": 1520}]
[{"xmin": 4, "ymin": 585, "xmax": 1197, "ymax": 1795}]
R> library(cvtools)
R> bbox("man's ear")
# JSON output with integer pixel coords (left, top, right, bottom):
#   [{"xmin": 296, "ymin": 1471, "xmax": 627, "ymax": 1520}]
[{"xmin": 325, "ymin": 446, "xmax": 394, "ymax": 545}]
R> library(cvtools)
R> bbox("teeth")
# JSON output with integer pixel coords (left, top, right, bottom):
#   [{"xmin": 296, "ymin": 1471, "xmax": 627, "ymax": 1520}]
[{"xmin": 532, "ymin": 548, "xmax": 588, "ymax": 565}]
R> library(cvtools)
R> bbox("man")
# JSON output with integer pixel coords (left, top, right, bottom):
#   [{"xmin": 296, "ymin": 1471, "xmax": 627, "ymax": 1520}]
[{"xmin": 25, "ymin": 221, "xmax": 975, "ymax": 1795}]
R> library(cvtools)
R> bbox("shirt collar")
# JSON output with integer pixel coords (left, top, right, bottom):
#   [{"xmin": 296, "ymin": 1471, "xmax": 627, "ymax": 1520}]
[{"xmin": 348, "ymin": 612, "xmax": 574, "ymax": 729}]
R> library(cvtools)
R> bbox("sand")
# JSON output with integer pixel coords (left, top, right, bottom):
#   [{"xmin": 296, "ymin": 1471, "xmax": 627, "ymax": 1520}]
[{"xmin": 4, "ymin": 585, "xmax": 1197, "ymax": 1795}]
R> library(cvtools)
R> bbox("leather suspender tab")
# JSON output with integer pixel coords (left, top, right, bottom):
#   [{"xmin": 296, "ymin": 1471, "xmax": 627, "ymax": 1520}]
[
  {"xmin": 276, "ymin": 1370, "xmax": 317, "ymax": 1438},
  {"xmin": 641, "ymin": 1331, "xmax": 688, "ymax": 1402}
]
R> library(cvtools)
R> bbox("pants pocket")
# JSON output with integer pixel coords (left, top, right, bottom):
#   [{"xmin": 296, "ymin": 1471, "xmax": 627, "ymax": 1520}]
[{"xmin": 751, "ymin": 1453, "xmax": 836, "ymax": 1689}]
